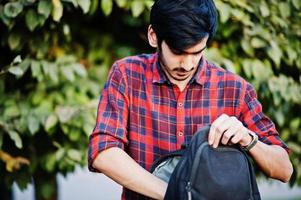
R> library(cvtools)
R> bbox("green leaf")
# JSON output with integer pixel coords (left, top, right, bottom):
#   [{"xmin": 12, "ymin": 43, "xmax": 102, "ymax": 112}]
[
  {"xmin": 115, "ymin": 0, "xmax": 127, "ymax": 8},
  {"xmin": 28, "ymin": 115, "xmax": 40, "ymax": 135},
  {"xmin": 26, "ymin": 10, "xmax": 40, "ymax": 31},
  {"xmin": 8, "ymin": 130, "xmax": 23, "ymax": 149},
  {"xmin": 31, "ymin": 60, "xmax": 43, "ymax": 81},
  {"xmin": 267, "ymin": 41, "xmax": 282, "ymax": 67},
  {"xmin": 69, "ymin": 129, "xmax": 80, "ymax": 141},
  {"xmin": 12, "ymin": 58, "xmax": 30, "ymax": 77},
  {"xmin": 290, "ymin": 118, "xmax": 300, "ymax": 130},
  {"xmin": 279, "ymin": 2, "xmax": 291, "ymax": 18},
  {"xmin": 60, "ymin": 124, "xmax": 69, "ymax": 134},
  {"xmin": 37, "ymin": 16, "xmax": 48, "ymax": 26},
  {"xmin": 67, "ymin": 149, "xmax": 81, "ymax": 162},
  {"xmin": 251, "ymin": 60, "xmax": 272, "ymax": 81},
  {"xmin": 8, "ymin": 33, "xmax": 21, "ymax": 50},
  {"xmin": 250, "ymin": 37, "xmax": 266, "ymax": 48},
  {"xmin": 292, "ymin": 0, "xmax": 301, "ymax": 10},
  {"xmin": 38, "ymin": 0, "xmax": 52, "ymax": 18},
  {"xmin": 45, "ymin": 154, "xmax": 56, "ymax": 172},
  {"xmin": 241, "ymin": 59, "xmax": 253, "ymax": 78},
  {"xmin": 31, "ymin": 97, "xmax": 42, "ymax": 109},
  {"xmin": 144, "ymin": 0, "xmax": 154, "ymax": 10},
  {"xmin": 4, "ymin": 106, "xmax": 20, "ymax": 118},
  {"xmin": 41, "ymin": 182, "xmax": 55, "ymax": 199},
  {"xmin": 275, "ymin": 110, "xmax": 285, "ymax": 126},
  {"xmin": 131, "ymin": 0, "xmax": 144, "ymax": 17},
  {"xmin": 83, "ymin": 122, "xmax": 93, "ymax": 136},
  {"xmin": 8, "ymin": 66, "xmax": 24, "ymax": 76},
  {"xmin": 101, "ymin": 0, "xmax": 113, "ymax": 16},
  {"xmin": 48, "ymin": 63, "xmax": 59, "ymax": 83},
  {"xmin": 0, "ymin": 6, "xmax": 13, "ymax": 26},
  {"xmin": 55, "ymin": 148, "xmax": 65, "ymax": 160},
  {"xmin": 259, "ymin": 2, "xmax": 269, "ymax": 17},
  {"xmin": 12, "ymin": 55, "xmax": 22, "ymax": 65},
  {"xmin": 4, "ymin": 2, "xmax": 23, "ymax": 18},
  {"xmin": 286, "ymin": 46, "xmax": 297, "ymax": 64},
  {"xmin": 72, "ymin": 63, "xmax": 87, "ymax": 77},
  {"xmin": 41, "ymin": 61, "xmax": 50, "ymax": 75},
  {"xmin": 281, "ymin": 129, "xmax": 290, "ymax": 141},
  {"xmin": 45, "ymin": 114, "xmax": 58, "ymax": 131},
  {"xmin": 241, "ymin": 40, "xmax": 254, "ymax": 57},
  {"xmin": 77, "ymin": 0, "xmax": 91, "ymax": 13},
  {"xmin": 61, "ymin": 66, "xmax": 75, "ymax": 81},
  {"xmin": 52, "ymin": 0, "xmax": 63, "ymax": 22},
  {"xmin": 288, "ymin": 142, "xmax": 301, "ymax": 154},
  {"xmin": 216, "ymin": 1, "xmax": 231, "ymax": 23},
  {"xmin": 55, "ymin": 106, "xmax": 76, "ymax": 123}
]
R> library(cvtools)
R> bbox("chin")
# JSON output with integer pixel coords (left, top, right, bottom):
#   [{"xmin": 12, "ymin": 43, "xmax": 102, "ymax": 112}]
[{"xmin": 173, "ymin": 76, "xmax": 190, "ymax": 81}]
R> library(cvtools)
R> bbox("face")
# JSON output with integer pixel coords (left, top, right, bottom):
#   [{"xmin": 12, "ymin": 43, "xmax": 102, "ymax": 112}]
[{"xmin": 159, "ymin": 38, "xmax": 208, "ymax": 83}]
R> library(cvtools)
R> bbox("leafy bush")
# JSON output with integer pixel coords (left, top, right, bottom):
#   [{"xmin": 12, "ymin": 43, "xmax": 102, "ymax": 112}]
[{"xmin": 0, "ymin": 0, "xmax": 300, "ymax": 199}]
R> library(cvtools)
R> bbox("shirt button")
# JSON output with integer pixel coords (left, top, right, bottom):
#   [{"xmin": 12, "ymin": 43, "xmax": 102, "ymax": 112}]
[
  {"xmin": 178, "ymin": 102, "xmax": 183, "ymax": 107},
  {"xmin": 178, "ymin": 131, "xmax": 184, "ymax": 136}
]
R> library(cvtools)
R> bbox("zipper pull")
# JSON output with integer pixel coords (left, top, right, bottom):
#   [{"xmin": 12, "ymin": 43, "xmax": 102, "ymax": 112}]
[
  {"xmin": 186, "ymin": 181, "xmax": 191, "ymax": 191},
  {"xmin": 186, "ymin": 182, "xmax": 192, "ymax": 200}
]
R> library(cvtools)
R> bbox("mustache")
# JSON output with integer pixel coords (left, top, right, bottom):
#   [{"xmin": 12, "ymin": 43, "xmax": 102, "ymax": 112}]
[{"xmin": 173, "ymin": 67, "xmax": 195, "ymax": 73}]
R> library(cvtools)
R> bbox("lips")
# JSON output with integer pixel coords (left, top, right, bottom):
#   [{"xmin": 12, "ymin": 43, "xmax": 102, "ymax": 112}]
[
  {"xmin": 176, "ymin": 72, "xmax": 189, "ymax": 77},
  {"xmin": 176, "ymin": 70, "xmax": 190, "ymax": 76}
]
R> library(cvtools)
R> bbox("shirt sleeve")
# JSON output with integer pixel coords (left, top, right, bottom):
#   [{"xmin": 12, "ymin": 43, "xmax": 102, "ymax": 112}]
[
  {"xmin": 88, "ymin": 62, "xmax": 129, "ymax": 172},
  {"xmin": 239, "ymin": 81, "xmax": 289, "ymax": 152}
]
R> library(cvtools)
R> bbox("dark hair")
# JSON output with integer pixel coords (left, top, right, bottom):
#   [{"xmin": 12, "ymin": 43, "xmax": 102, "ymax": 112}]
[{"xmin": 150, "ymin": 0, "xmax": 218, "ymax": 52}]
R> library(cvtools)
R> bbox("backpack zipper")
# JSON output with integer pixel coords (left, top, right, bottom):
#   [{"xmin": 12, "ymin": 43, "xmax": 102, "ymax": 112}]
[
  {"xmin": 185, "ymin": 142, "xmax": 207, "ymax": 200},
  {"xmin": 186, "ymin": 181, "xmax": 192, "ymax": 200},
  {"xmin": 189, "ymin": 142, "xmax": 208, "ymax": 185}
]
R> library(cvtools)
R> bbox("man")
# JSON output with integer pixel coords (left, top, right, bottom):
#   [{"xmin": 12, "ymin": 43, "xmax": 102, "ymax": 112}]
[{"xmin": 88, "ymin": 0, "xmax": 293, "ymax": 199}]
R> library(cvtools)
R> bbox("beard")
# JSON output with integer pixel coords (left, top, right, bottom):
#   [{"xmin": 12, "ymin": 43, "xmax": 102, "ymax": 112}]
[{"xmin": 158, "ymin": 52, "xmax": 195, "ymax": 82}]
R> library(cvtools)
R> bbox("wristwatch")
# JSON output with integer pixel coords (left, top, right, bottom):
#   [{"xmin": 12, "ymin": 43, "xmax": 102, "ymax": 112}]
[{"xmin": 242, "ymin": 131, "xmax": 258, "ymax": 151}]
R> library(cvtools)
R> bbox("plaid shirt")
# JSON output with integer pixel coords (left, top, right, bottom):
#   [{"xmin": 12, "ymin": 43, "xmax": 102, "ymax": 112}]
[{"xmin": 88, "ymin": 53, "xmax": 288, "ymax": 200}]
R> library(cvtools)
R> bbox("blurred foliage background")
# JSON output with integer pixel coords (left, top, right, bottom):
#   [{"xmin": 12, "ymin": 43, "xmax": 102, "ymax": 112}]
[{"xmin": 0, "ymin": 0, "xmax": 300, "ymax": 200}]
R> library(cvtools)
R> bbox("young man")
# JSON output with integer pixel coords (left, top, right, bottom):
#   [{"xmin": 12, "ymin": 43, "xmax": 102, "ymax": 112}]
[{"xmin": 88, "ymin": 0, "xmax": 293, "ymax": 199}]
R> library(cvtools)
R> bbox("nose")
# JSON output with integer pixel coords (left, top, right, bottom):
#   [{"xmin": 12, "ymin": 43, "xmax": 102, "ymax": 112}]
[{"xmin": 180, "ymin": 55, "xmax": 195, "ymax": 71}]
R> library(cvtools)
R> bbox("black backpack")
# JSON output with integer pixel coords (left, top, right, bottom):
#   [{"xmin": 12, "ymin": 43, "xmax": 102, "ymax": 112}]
[{"xmin": 150, "ymin": 125, "xmax": 261, "ymax": 200}]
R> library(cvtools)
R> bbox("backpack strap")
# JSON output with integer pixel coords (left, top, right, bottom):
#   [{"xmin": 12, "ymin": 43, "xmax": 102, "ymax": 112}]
[{"xmin": 242, "ymin": 149, "xmax": 261, "ymax": 199}]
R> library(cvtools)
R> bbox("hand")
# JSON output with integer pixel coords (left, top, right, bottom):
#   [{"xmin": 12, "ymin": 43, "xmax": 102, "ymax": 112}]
[{"xmin": 208, "ymin": 114, "xmax": 252, "ymax": 148}]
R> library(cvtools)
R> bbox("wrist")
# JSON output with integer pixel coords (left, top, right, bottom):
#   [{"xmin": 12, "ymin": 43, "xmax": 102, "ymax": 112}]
[
  {"xmin": 240, "ymin": 129, "xmax": 252, "ymax": 146},
  {"xmin": 241, "ymin": 130, "xmax": 258, "ymax": 151}
]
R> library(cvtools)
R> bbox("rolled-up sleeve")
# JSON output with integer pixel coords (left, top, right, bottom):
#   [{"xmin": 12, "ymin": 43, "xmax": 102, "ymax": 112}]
[
  {"xmin": 88, "ymin": 62, "xmax": 129, "ymax": 172},
  {"xmin": 239, "ymin": 82, "xmax": 289, "ymax": 152}
]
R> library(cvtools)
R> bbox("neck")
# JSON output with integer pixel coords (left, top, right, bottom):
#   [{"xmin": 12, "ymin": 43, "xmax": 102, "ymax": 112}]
[{"xmin": 164, "ymin": 71, "xmax": 193, "ymax": 92}]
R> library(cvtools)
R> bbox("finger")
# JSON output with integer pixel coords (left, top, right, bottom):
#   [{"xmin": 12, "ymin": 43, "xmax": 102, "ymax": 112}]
[
  {"xmin": 229, "ymin": 129, "xmax": 242, "ymax": 144},
  {"xmin": 231, "ymin": 128, "xmax": 247, "ymax": 144},
  {"xmin": 209, "ymin": 114, "xmax": 229, "ymax": 145},
  {"xmin": 221, "ymin": 126, "xmax": 237, "ymax": 145},
  {"xmin": 214, "ymin": 116, "xmax": 236, "ymax": 147},
  {"xmin": 211, "ymin": 114, "xmax": 231, "ymax": 148}
]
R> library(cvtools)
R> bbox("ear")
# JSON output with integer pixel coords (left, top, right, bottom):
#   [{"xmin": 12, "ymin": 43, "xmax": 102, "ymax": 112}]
[{"xmin": 148, "ymin": 25, "xmax": 158, "ymax": 48}]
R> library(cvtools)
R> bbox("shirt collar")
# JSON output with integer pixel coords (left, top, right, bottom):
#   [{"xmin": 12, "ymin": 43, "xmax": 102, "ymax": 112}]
[
  {"xmin": 152, "ymin": 52, "xmax": 208, "ymax": 86},
  {"xmin": 152, "ymin": 52, "xmax": 170, "ymax": 84},
  {"xmin": 190, "ymin": 57, "xmax": 207, "ymax": 86}
]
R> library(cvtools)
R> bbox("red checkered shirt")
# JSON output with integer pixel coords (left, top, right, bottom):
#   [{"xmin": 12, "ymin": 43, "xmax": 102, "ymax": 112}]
[{"xmin": 88, "ymin": 53, "xmax": 288, "ymax": 200}]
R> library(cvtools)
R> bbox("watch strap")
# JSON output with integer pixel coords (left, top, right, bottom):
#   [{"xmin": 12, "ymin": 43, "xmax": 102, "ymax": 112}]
[{"xmin": 242, "ymin": 131, "xmax": 258, "ymax": 152}]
